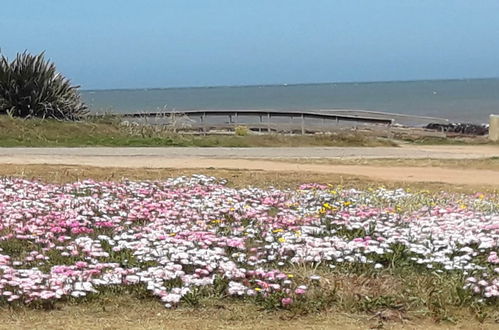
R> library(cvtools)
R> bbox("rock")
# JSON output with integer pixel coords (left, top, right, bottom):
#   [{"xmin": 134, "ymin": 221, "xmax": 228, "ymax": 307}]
[{"xmin": 425, "ymin": 122, "xmax": 489, "ymax": 135}]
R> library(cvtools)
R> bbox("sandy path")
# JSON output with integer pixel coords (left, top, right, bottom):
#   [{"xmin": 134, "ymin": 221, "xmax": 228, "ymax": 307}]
[
  {"xmin": 1, "ymin": 145, "xmax": 498, "ymax": 159},
  {"xmin": 4, "ymin": 156, "xmax": 499, "ymax": 185},
  {"xmin": 1, "ymin": 145, "xmax": 498, "ymax": 186}
]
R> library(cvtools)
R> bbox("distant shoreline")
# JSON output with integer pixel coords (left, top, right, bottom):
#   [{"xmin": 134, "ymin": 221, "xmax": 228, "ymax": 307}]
[{"xmin": 82, "ymin": 77, "xmax": 499, "ymax": 92}]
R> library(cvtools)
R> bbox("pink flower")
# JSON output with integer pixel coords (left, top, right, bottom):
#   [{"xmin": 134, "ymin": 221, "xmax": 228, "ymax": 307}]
[
  {"xmin": 281, "ymin": 297, "xmax": 293, "ymax": 306},
  {"xmin": 75, "ymin": 261, "xmax": 88, "ymax": 268},
  {"xmin": 487, "ymin": 252, "xmax": 499, "ymax": 264},
  {"xmin": 294, "ymin": 288, "xmax": 306, "ymax": 295}
]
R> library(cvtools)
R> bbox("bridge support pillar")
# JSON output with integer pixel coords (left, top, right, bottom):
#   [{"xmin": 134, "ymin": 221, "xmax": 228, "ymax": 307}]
[{"xmin": 201, "ymin": 112, "xmax": 206, "ymax": 134}]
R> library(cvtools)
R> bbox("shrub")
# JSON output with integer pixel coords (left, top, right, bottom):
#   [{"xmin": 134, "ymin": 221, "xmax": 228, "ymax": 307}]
[
  {"xmin": 235, "ymin": 125, "xmax": 249, "ymax": 136},
  {"xmin": 0, "ymin": 51, "xmax": 88, "ymax": 120}
]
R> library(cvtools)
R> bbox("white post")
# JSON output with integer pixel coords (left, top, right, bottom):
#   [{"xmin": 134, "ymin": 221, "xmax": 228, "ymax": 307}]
[
  {"xmin": 301, "ymin": 113, "xmax": 305, "ymax": 135},
  {"xmin": 489, "ymin": 114, "xmax": 499, "ymax": 142}
]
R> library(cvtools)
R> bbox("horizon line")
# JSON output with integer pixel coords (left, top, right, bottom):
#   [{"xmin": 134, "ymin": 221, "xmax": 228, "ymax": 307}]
[{"xmin": 81, "ymin": 76, "xmax": 499, "ymax": 92}]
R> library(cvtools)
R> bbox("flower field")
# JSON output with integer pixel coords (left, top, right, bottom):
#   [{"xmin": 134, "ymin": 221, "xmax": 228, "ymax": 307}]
[{"xmin": 0, "ymin": 175, "xmax": 498, "ymax": 314}]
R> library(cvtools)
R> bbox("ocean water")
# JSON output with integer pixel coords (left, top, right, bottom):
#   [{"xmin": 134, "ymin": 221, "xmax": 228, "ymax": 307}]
[{"xmin": 81, "ymin": 79, "xmax": 499, "ymax": 124}]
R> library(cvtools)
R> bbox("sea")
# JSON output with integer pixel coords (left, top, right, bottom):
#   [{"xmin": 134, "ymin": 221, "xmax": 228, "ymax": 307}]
[{"xmin": 81, "ymin": 78, "xmax": 499, "ymax": 125}]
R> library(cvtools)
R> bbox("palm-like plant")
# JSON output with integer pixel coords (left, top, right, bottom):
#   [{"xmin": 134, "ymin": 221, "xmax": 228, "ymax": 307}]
[{"xmin": 0, "ymin": 51, "xmax": 88, "ymax": 120}]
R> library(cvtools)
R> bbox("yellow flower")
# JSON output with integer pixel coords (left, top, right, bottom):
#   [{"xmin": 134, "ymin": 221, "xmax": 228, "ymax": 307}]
[
  {"xmin": 294, "ymin": 230, "xmax": 301, "ymax": 236},
  {"xmin": 343, "ymin": 201, "xmax": 351, "ymax": 207},
  {"xmin": 278, "ymin": 237, "xmax": 286, "ymax": 243},
  {"xmin": 287, "ymin": 274, "xmax": 294, "ymax": 278},
  {"xmin": 272, "ymin": 228, "xmax": 284, "ymax": 233},
  {"xmin": 254, "ymin": 287, "xmax": 262, "ymax": 292}
]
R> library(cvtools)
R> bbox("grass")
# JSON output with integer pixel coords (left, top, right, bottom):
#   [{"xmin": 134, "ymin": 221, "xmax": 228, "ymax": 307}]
[
  {"xmin": 6, "ymin": 297, "xmax": 489, "ymax": 330},
  {"xmin": 269, "ymin": 157, "xmax": 499, "ymax": 171},
  {"xmin": 2, "ymin": 114, "xmax": 496, "ymax": 147},
  {"xmin": 2, "ymin": 274, "xmax": 497, "ymax": 330},
  {"xmin": 0, "ymin": 115, "xmax": 397, "ymax": 147},
  {"xmin": 1, "ymin": 164, "xmax": 497, "ymax": 193},
  {"xmin": 396, "ymin": 135, "xmax": 493, "ymax": 145},
  {"xmin": 0, "ymin": 299, "xmax": 368, "ymax": 330}
]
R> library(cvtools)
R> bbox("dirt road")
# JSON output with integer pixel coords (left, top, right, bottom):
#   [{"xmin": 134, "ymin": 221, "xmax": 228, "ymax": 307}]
[{"xmin": 1, "ymin": 145, "xmax": 498, "ymax": 186}]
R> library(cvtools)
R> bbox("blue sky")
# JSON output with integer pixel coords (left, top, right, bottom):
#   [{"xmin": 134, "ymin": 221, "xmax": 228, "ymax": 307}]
[{"xmin": 1, "ymin": 0, "xmax": 499, "ymax": 89}]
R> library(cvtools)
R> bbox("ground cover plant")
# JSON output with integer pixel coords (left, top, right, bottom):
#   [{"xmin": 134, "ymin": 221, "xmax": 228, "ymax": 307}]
[{"xmin": 0, "ymin": 175, "xmax": 498, "ymax": 323}]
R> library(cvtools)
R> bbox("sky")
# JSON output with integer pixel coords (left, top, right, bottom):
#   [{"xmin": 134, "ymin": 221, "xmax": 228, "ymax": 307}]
[{"xmin": 1, "ymin": 0, "xmax": 499, "ymax": 90}]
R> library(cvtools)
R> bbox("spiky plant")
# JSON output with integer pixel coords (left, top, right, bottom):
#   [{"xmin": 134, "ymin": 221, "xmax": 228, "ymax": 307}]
[{"xmin": 0, "ymin": 51, "xmax": 88, "ymax": 120}]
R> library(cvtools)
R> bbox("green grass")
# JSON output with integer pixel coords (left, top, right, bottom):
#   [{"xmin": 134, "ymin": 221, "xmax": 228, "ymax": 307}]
[
  {"xmin": 0, "ymin": 115, "xmax": 179, "ymax": 147},
  {"xmin": 1, "ymin": 115, "xmax": 494, "ymax": 147},
  {"xmin": 0, "ymin": 115, "xmax": 412, "ymax": 148}
]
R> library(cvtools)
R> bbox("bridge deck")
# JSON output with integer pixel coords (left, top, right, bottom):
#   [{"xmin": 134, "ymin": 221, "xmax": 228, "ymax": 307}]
[{"xmin": 122, "ymin": 109, "xmax": 394, "ymax": 125}]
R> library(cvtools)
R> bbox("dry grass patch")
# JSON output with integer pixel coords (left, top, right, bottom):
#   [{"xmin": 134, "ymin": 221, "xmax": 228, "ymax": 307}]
[
  {"xmin": 1, "ymin": 289, "xmax": 498, "ymax": 330},
  {"xmin": 0, "ymin": 298, "xmax": 364, "ymax": 330},
  {"xmin": 269, "ymin": 157, "xmax": 499, "ymax": 171},
  {"xmin": 0, "ymin": 164, "xmax": 497, "ymax": 193}
]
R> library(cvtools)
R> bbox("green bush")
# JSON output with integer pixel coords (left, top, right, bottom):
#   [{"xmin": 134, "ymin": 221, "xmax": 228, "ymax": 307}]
[
  {"xmin": 235, "ymin": 125, "xmax": 250, "ymax": 136},
  {"xmin": 0, "ymin": 51, "xmax": 88, "ymax": 120}
]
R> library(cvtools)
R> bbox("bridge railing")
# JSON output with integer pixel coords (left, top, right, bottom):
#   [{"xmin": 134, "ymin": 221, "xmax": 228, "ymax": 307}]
[{"xmin": 121, "ymin": 109, "xmax": 394, "ymax": 134}]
